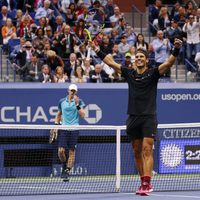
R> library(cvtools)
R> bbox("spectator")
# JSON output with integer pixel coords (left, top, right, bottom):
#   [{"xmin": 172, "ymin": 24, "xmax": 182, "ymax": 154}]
[
  {"xmin": 149, "ymin": 0, "xmax": 162, "ymax": 35},
  {"xmin": 73, "ymin": 18, "xmax": 85, "ymax": 41},
  {"xmin": 152, "ymin": 30, "xmax": 171, "ymax": 77},
  {"xmin": 158, "ymin": 6, "xmax": 171, "ymax": 31},
  {"xmin": 0, "ymin": 0, "xmax": 17, "ymax": 11},
  {"xmin": 53, "ymin": 15, "xmax": 66, "ymax": 34},
  {"xmin": 125, "ymin": 26, "xmax": 137, "ymax": 46},
  {"xmin": 71, "ymin": 65, "xmax": 87, "ymax": 83},
  {"xmin": 148, "ymin": 43, "xmax": 156, "ymax": 68},
  {"xmin": 13, "ymin": 9, "xmax": 23, "ymax": 36},
  {"xmin": 82, "ymin": 59, "xmax": 94, "ymax": 79},
  {"xmin": 183, "ymin": 14, "xmax": 200, "ymax": 74},
  {"xmin": 171, "ymin": 1, "xmax": 181, "ymax": 19},
  {"xmin": 53, "ymin": 66, "xmax": 68, "ymax": 83},
  {"xmin": 93, "ymin": 6, "xmax": 106, "ymax": 25},
  {"xmin": 64, "ymin": 53, "xmax": 78, "ymax": 81},
  {"xmin": 174, "ymin": 6, "xmax": 187, "ymax": 28},
  {"xmin": 15, "ymin": 41, "xmax": 35, "ymax": 68},
  {"xmin": 38, "ymin": 64, "xmax": 53, "ymax": 83},
  {"xmin": 20, "ymin": 52, "xmax": 43, "ymax": 82},
  {"xmin": 109, "ymin": 28, "xmax": 120, "ymax": 44},
  {"xmin": 76, "ymin": 43, "xmax": 87, "ymax": 63},
  {"xmin": 59, "ymin": 24, "xmax": 75, "ymax": 58},
  {"xmin": 111, "ymin": 43, "xmax": 124, "ymax": 64},
  {"xmin": 118, "ymin": 34, "xmax": 130, "ymax": 55},
  {"xmin": 46, "ymin": 50, "xmax": 64, "ymax": 72},
  {"xmin": 10, "ymin": 38, "xmax": 26, "ymax": 61},
  {"xmin": 185, "ymin": 1, "xmax": 196, "ymax": 17},
  {"xmin": 0, "ymin": 6, "xmax": 12, "ymax": 27},
  {"xmin": 19, "ymin": 14, "xmax": 34, "ymax": 39},
  {"xmin": 134, "ymin": 33, "xmax": 148, "ymax": 51},
  {"xmin": 32, "ymin": 27, "xmax": 49, "ymax": 49},
  {"xmin": 1, "ymin": 18, "xmax": 17, "ymax": 45},
  {"xmin": 89, "ymin": 63, "xmax": 111, "ymax": 83},
  {"xmin": 109, "ymin": 6, "xmax": 123, "ymax": 26},
  {"xmin": 35, "ymin": 0, "xmax": 55, "ymax": 20}
]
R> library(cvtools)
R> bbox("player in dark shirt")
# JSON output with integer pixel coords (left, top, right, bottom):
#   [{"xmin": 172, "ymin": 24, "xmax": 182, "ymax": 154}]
[{"xmin": 90, "ymin": 38, "xmax": 182, "ymax": 195}]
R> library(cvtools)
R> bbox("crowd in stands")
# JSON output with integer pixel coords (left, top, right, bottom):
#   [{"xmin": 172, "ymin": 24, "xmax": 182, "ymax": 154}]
[{"xmin": 0, "ymin": 0, "xmax": 199, "ymax": 82}]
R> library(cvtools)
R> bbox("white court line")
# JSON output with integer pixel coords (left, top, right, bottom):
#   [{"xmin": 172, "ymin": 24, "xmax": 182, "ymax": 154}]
[{"xmin": 150, "ymin": 194, "xmax": 200, "ymax": 199}]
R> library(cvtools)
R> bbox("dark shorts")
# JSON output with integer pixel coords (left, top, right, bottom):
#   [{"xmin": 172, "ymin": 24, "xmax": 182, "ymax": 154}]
[
  {"xmin": 126, "ymin": 115, "xmax": 157, "ymax": 141},
  {"xmin": 58, "ymin": 130, "xmax": 79, "ymax": 149}
]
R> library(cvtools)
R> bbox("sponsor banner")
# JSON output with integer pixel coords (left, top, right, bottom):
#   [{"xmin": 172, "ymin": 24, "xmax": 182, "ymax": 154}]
[
  {"xmin": 0, "ymin": 86, "xmax": 199, "ymax": 125},
  {"xmin": 159, "ymin": 139, "xmax": 200, "ymax": 173}
]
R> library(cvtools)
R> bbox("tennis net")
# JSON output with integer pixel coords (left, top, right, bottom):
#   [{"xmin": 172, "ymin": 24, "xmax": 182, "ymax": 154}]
[{"xmin": 0, "ymin": 123, "xmax": 199, "ymax": 196}]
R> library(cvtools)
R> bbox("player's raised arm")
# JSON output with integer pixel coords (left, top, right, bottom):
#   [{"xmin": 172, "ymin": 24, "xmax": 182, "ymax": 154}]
[
  {"xmin": 158, "ymin": 38, "xmax": 182, "ymax": 75},
  {"xmin": 89, "ymin": 41, "xmax": 122, "ymax": 74}
]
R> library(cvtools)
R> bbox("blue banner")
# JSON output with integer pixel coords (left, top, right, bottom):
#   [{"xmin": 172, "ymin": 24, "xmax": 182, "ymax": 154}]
[{"xmin": 0, "ymin": 83, "xmax": 199, "ymax": 125}]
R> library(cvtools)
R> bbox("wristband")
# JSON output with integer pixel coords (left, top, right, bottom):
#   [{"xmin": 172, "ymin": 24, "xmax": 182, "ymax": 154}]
[
  {"xmin": 76, "ymin": 105, "xmax": 81, "ymax": 110},
  {"xmin": 171, "ymin": 48, "xmax": 180, "ymax": 57},
  {"xmin": 96, "ymin": 50, "xmax": 107, "ymax": 60}
]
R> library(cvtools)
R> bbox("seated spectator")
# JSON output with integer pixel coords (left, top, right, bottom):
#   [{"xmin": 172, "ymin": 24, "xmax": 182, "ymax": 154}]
[
  {"xmin": 134, "ymin": 33, "xmax": 148, "ymax": 51},
  {"xmin": 125, "ymin": 26, "xmax": 136, "ymax": 46},
  {"xmin": 170, "ymin": 1, "xmax": 181, "ymax": 19},
  {"xmin": 58, "ymin": 24, "xmax": 75, "ymax": 58},
  {"xmin": 71, "ymin": 65, "xmax": 87, "ymax": 83},
  {"xmin": 111, "ymin": 43, "xmax": 124, "ymax": 64},
  {"xmin": 38, "ymin": 16, "xmax": 48, "ymax": 30},
  {"xmin": 1, "ymin": 18, "xmax": 17, "ymax": 45},
  {"xmin": 9, "ymin": 37, "xmax": 26, "ymax": 61},
  {"xmin": 118, "ymin": 34, "xmax": 130, "ymax": 55},
  {"xmin": 93, "ymin": 6, "xmax": 106, "ymax": 25},
  {"xmin": 64, "ymin": 53, "xmax": 78, "ymax": 81},
  {"xmin": 20, "ymin": 52, "xmax": 43, "ymax": 82},
  {"xmin": 109, "ymin": 28, "xmax": 120, "ymax": 44},
  {"xmin": 148, "ymin": 43, "xmax": 156, "ymax": 68},
  {"xmin": 165, "ymin": 19, "xmax": 183, "ymax": 44},
  {"xmin": 185, "ymin": 1, "xmax": 196, "ymax": 17},
  {"xmin": 117, "ymin": 17, "xmax": 127, "ymax": 36},
  {"xmin": 0, "ymin": 0, "xmax": 17, "ymax": 11},
  {"xmin": 64, "ymin": 3, "xmax": 76, "ymax": 27},
  {"xmin": 53, "ymin": 66, "xmax": 68, "ymax": 83},
  {"xmin": 129, "ymin": 46, "xmax": 136, "ymax": 64},
  {"xmin": 15, "ymin": 41, "xmax": 35, "ymax": 68},
  {"xmin": 174, "ymin": 6, "xmax": 187, "ymax": 28},
  {"xmin": 73, "ymin": 18, "xmax": 85, "ymax": 41},
  {"xmin": 38, "ymin": 64, "xmax": 53, "ymax": 83},
  {"xmin": 35, "ymin": 0, "xmax": 55, "ymax": 21},
  {"xmin": 157, "ymin": 6, "xmax": 171, "ymax": 31},
  {"xmin": 46, "ymin": 50, "xmax": 64, "ymax": 72},
  {"xmin": 183, "ymin": 14, "xmax": 200, "ymax": 74},
  {"xmin": 152, "ymin": 30, "xmax": 171, "ymax": 77},
  {"xmin": 19, "ymin": 14, "xmax": 34, "ymax": 39},
  {"xmin": 53, "ymin": 15, "xmax": 66, "ymax": 34},
  {"xmin": 76, "ymin": 43, "xmax": 87, "ymax": 63},
  {"xmin": 32, "ymin": 27, "xmax": 49, "ymax": 49},
  {"xmin": 89, "ymin": 63, "xmax": 111, "ymax": 83},
  {"xmin": 13, "ymin": 9, "xmax": 23, "ymax": 36},
  {"xmin": 109, "ymin": 6, "xmax": 123, "ymax": 26},
  {"xmin": 0, "ymin": 6, "xmax": 13, "ymax": 27},
  {"xmin": 149, "ymin": 0, "xmax": 162, "ymax": 35},
  {"xmin": 82, "ymin": 59, "xmax": 94, "ymax": 78}
]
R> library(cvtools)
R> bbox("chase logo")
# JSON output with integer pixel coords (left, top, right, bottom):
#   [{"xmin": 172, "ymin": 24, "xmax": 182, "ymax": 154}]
[{"xmin": 84, "ymin": 104, "xmax": 102, "ymax": 124}]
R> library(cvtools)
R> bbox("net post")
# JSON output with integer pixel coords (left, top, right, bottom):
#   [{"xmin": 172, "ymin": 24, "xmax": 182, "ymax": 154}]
[{"xmin": 116, "ymin": 127, "xmax": 121, "ymax": 192}]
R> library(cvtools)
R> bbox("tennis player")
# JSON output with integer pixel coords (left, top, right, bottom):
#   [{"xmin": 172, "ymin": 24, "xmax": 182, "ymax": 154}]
[
  {"xmin": 54, "ymin": 84, "xmax": 85, "ymax": 182},
  {"xmin": 90, "ymin": 38, "xmax": 182, "ymax": 195}
]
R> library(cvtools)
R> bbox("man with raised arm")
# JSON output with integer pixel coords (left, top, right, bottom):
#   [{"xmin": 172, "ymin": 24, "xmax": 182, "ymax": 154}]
[
  {"xmin": 90, "ymin": 38, "xmax": 182, "ymax": 195},
  {"xmin": 54, "ymin": 84, "xmax": 85, "ymax": 182}
]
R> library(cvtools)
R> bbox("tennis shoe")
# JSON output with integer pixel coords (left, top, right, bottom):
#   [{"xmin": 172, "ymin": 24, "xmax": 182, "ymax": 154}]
[
  {"xmin": 62, "ymin": 169, "xmax": 70, "ymax": 182},
  {"xmin": 140, "ymin": 183, "xmax": 153, "ymax": 196},
  {"xmin": 135, "ymin": 186, "xmax": 142, "ymax": 195}
]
